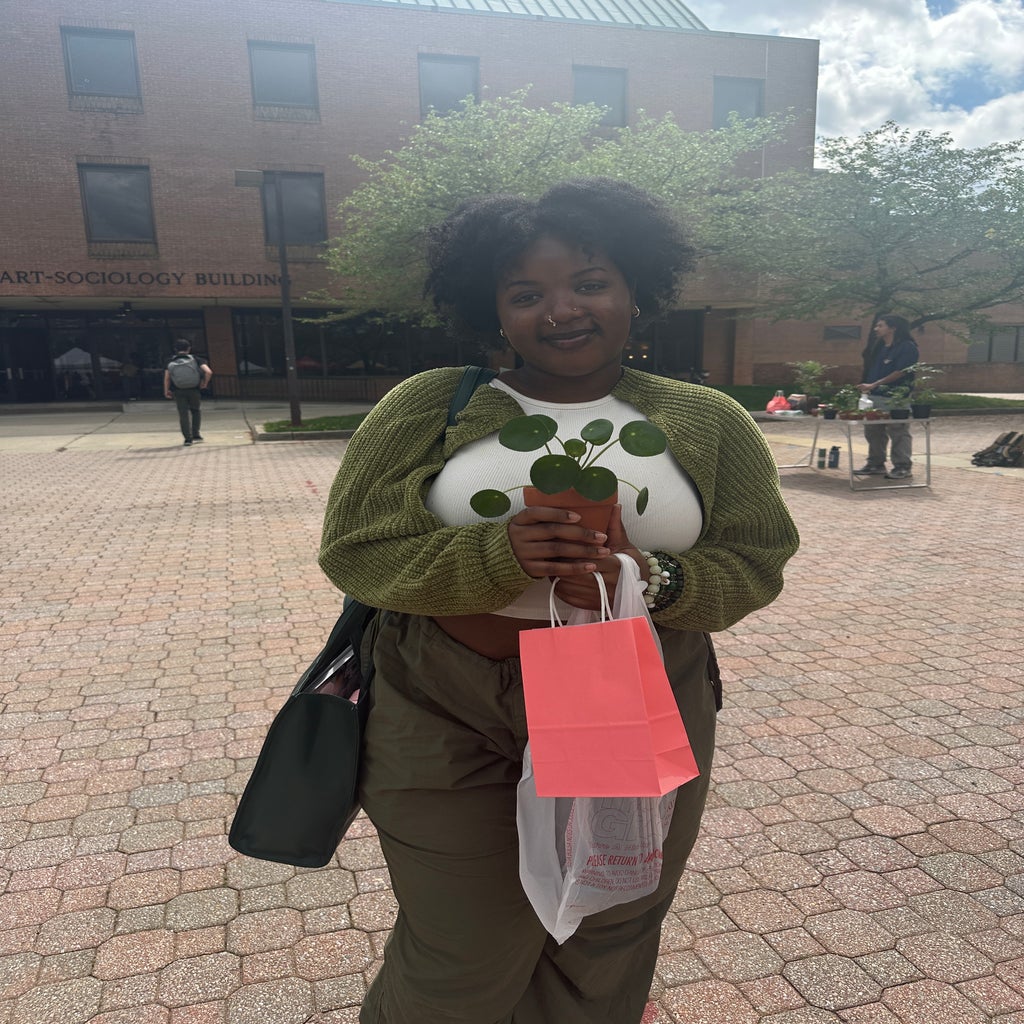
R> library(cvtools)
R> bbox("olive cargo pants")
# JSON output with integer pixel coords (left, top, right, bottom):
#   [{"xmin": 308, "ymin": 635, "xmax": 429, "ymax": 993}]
[{"xmin": 358, "ymin": 613, "xmax": 718, "ymax": 1024}]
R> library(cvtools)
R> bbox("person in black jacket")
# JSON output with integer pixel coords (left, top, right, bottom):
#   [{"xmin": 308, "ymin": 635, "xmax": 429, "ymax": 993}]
[{"xmin": 855, "ymin": 314, "xmax": 919, "ymax": 479}]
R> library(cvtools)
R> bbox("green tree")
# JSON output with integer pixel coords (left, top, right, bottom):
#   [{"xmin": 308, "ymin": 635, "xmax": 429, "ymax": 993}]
[
  {"xmin": 715, "ymin": 122, "xmax": 1024, "ymax": 331},
  {"xmin": 322, "ymin": 90, "xmax": 787, "ymax": 322}
]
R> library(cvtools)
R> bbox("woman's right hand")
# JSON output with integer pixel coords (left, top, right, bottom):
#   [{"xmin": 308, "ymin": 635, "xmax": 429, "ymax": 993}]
[{"xmin": 507, "ymin": 507, "xmax": 610, "ymax": 579}]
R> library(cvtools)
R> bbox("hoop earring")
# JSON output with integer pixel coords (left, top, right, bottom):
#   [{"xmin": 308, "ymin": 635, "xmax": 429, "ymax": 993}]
[
  {"xmin": 499, "ymin": 329, "xmax": 506, "ymax": 339},
  {"xmin": 632, "ymin": 305, "xmax": 641, "ymax": 319}
]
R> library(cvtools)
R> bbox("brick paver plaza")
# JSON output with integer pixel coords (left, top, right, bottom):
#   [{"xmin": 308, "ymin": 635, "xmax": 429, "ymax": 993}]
[{"xmin": 1, "ymin": 403, "xmax": 1022, "ymax": 1024}]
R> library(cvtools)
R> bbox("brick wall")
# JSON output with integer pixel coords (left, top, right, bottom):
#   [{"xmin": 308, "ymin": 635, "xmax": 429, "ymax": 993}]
[{"xmin": 1, "ymin": 0, "xmax": 818, "ymax": 310}]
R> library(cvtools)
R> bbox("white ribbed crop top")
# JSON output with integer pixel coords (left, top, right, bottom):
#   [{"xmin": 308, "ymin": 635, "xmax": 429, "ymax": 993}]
[{"xmin": 424, "ymin": 378, "xmax": 704, "ymax": 619}]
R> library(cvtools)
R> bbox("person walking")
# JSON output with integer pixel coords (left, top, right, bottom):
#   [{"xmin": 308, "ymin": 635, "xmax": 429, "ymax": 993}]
[
  {"xmin": 164, "ymin": 339, "xmax": 212, "ymax": 446},
  {"xmin": 318, "ymin": 178, "xmax": 799, "ymax": 1023},
  {"xmin": 854, "ymin": 314, "xmax": 919, "ymax": 479}
]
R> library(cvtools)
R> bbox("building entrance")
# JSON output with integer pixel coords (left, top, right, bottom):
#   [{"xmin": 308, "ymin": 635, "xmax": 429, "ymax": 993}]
[{"xmin": 0, "ymin": 311, "xmax": 205, "ymax": 403}]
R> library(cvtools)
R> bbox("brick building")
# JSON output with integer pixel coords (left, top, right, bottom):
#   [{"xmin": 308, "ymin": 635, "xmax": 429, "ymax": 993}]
[{"xmin": 0, "ymin": 0, "xmax": 832, "ymax": 402}]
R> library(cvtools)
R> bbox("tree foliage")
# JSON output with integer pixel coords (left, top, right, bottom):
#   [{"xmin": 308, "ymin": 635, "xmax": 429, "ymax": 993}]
[
  {"xmin": 322, "ymin": 90, "xmax": 787, "ymax": 322},
  {"xmin": 714, "ymin": 122, "xmax": 1024, "ymax": 330}
]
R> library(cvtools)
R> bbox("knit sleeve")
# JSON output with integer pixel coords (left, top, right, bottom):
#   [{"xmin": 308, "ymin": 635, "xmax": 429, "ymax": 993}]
[
  {"xmin": 318, "ymin": 370, "xmax": 533, "ymax": 615},
  {"xmin": 651, "ymin": 392, "xmax": 799, "ymax": 633}
]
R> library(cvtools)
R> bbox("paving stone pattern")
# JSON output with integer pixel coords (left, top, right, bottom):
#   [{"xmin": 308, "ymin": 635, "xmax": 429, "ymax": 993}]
[{"xmin": 1, "ymin": 412, "xmax": 1022, "ymax": 1023}]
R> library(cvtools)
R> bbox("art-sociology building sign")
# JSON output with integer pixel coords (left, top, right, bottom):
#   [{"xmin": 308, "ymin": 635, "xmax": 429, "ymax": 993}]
[{"xmin": 0, "ymin": 269, "xmax": 282, "ymax": 287}]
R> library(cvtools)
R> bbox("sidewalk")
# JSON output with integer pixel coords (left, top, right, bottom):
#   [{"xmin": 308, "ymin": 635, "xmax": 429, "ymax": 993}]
[{"xmin": 1, "ymin": 412, "xmax": 1022, "ymax": 1024}]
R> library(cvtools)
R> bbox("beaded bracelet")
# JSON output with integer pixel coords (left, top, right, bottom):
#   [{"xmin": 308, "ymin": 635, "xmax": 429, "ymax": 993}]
[{"xmin": 640, "ymin": 551, "xmax": 684, "ymax": 612}]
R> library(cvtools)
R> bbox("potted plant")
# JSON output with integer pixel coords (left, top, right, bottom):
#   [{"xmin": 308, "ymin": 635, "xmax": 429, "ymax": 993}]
[
  {"xmin": 832, "ymin": 385, "xmax": 862, "ymax": 419},
  {"xmin": 786, "ymin": 360, "xmax": 835, "ymax": 413},
  {"xmin": 886, "ymin": 385, "xmax": 912, "ymax": 419},
  {"xmin": 470, "ymin": 415, "xmax": 667, "ymax": 530},
  {"xmin": 907, "ymin": 363, "xmax": 944, "ymax": 418}
]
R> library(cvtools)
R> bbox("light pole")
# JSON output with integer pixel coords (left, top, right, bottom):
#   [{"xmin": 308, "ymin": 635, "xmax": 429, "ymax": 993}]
[{"xmin": 235, "ymin": 169, "xmax": 302, "ymax": 426}]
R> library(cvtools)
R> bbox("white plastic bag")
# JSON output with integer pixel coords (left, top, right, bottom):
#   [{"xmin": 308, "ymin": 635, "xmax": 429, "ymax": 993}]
[{"xmin": 517, "ymin": 554, "xmax": 677, "ymax": 943}]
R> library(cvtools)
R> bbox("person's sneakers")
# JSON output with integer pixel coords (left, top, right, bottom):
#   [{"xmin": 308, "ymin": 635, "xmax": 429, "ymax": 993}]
[
  {"xmin": 853, "ymin": 464, "xmax": 886, "ymax": 475},
  {"xmin": 183, "ymin": 438, "xmax": 193, "ymax": 446},
  {"xmin": 886, "ymin": 467, "xmax": 912, "ymax": 479},
  {"xmin": 193, "ymin": 435, "xmax": 204, "ymax": 441}
]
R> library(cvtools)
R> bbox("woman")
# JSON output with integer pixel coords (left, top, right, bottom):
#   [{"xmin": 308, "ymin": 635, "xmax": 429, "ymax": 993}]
[{"xmin": 319, "ymin": 178, "xmax": 799, "ymax": 1023}]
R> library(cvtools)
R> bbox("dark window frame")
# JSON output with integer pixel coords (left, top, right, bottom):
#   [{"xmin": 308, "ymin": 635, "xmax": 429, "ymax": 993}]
[
  {"xmin": 78, "ymin": 164, "xmax": 157, "ymax": 244},
  {"xmin": 573, "ymin": 65, "xmax": 628, "ymax": 128},
  {"xmin": 248, "ymin": 40, "xmax": 319, "ymax": 113},
  {"xmin": 968, "ymin": 325, "xmax": 1023, "ymax": 363},
  {"xmin": 260, "ymin": 171, "xmax": 328, "ymax": 248},
  {"xmin": 418, "ymin": 54, "xmax": 479, "ymax": 118},
  {"xmin": 713, "ymin": 76, "xmax": 765, "ymax": 128},
  {"xmin": 823, "ymin": 325, "xmax": 863, "ymax": 343},
  {"xmin": 61, "ymin": 27, "xmax": 141, "ymax": 106}
]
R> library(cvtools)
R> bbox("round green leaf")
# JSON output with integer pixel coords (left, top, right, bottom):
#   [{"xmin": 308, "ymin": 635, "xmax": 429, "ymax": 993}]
[
  {"xmin": 499, "ymin": 415, "xmax": 558, "ymax": 452},
  {"xmin": 574, "ymin": 466, "xmax": 617, "ymax": 501},
  {"xmin": 530, "ymin": 454, "xmax": 580, "ymax": 494},
  {"xmin": 635, "ymin": 486, "xmax": 650, "ymax": 515},
  {"xmin": 563, "ymin": 439, "xmax": 587, "ymax": 459},
  {"xmin": 580, "ymin": 418, "xmax": 614, "ymax": 445},
  {"xmin": 470, "ymin": 489, "xmax": 512, "ymax": 518},
  {"xmin": 619, "ymin": 421, "xmax": 667, "ymax": 457}
]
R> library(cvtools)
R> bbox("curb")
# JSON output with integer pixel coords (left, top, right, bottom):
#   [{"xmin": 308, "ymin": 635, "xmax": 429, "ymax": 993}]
[{"xmin": 251, "ymin": 426, "xmax": 357, "ymax": 442}]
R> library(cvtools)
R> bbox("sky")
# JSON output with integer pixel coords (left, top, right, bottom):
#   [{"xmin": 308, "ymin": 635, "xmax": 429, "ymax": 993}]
[{"xmin": 694, "ymin": 0, "xmax": 1024, "ymax": 148}]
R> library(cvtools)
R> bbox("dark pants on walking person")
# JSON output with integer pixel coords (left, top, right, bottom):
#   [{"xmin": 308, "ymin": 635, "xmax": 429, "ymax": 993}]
[
  {"xmin": 173, "ymin": 387, "xmax": 202, "ymax": 440},
  {"xmin": 357, "ymin": 613, "xmax": 718, "ymax": 1024}
]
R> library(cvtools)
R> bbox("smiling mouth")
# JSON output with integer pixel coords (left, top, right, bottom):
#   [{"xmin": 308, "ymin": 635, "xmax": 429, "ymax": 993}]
[{"xmin": 545, "ymin": 328, "xmax": 595, "ymax": 346}]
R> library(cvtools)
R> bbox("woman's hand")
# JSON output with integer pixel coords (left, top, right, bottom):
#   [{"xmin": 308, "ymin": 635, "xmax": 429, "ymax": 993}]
[
  {"xmin": 508, "ymin": 506, "xmax": 611, "ymax": 580},
  {"xmin": 551, "ymin": 505, "xmax": 648, "ymax": 611}
]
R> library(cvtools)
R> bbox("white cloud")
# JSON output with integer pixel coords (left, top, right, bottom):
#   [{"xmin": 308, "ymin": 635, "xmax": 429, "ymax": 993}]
[{"xmin": 694, "ymin": 0, "xmax": 1024, "ymax": 147}]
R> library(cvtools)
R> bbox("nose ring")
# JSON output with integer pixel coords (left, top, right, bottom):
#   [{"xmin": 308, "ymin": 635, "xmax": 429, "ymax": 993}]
[{"xmin": 545, "ymin": 315, "xmax": 557, "ymax": 327}]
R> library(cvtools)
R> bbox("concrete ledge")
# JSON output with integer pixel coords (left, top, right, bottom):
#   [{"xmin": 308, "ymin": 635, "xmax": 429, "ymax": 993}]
[{"xmin": 251, "ymin": 424, "xmax": 357, "ymax": 442}]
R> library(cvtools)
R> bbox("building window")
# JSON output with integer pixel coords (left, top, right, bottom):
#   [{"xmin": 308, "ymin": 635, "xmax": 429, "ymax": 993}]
[
  {"xmin": 261, "ymin": 172, "xmax": 327, "ymax": 247},
  {"xmin": 249, "ymin": 42, "xmax": 319, "ymax": 120},
  {"xmin": 61, "ymin": 28, "xmax": 142, "ymax": 112},
  {"xmin": 78, "ymin": 165, "xmax": 156, "ymax": 243},
  {"xmin": 418, "ymin": 55, "xmax": 478, "ymax": 117},
  {"xmin": 713, "ymin": 76, "xmax": 764, "ymax": 128},
  {"xmin": 823, "ymin": 325, "xmax": 863, "ymax": 342},
  {"xmin": 968, "ymin": 326, "xmax": 1023, "ymax": 363},
  {"xmin": 573, "ymin": 66, "xmax": 627, "ymax": 127}
]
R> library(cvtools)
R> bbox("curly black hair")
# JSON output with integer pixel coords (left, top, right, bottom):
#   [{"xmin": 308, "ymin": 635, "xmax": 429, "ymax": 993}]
[{"xmin": 424, "ymin": 178, "xmax": 695, "ymax": 335}]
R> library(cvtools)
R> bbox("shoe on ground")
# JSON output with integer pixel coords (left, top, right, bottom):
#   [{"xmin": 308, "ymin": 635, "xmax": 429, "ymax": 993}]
[
  {"xmin": 193, "ymin": 434, "xmax": 204, "ymax": 441},
  {"xmin": 853, "ymin": 464, "xmax": 886, "ymax": 475},
  {"xmin": 183, "ymin": 438, "xmax": 193, "ymax": 446},
  {"xmin": 886, "ymin": 467, "xmax": 912, "ymax": 479}
]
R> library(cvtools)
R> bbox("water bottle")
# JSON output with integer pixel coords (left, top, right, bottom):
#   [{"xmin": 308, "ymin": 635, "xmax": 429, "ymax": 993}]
[{"xmin": 828, "ymin": 446, "xmax": 840, "ymax": 469}]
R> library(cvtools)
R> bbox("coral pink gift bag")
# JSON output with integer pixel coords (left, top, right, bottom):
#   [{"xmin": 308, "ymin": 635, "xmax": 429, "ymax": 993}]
[{"xmin": 518, "ymin": 556, "xmax": 699, "ymax": 798}]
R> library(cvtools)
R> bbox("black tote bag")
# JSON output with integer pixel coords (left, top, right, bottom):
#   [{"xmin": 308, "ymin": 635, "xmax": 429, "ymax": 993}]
[
  {"xmin": 228, "ymin": 365, "xmax": 498, "ymax": 868},
  {"xmin": 228, "ymin": 599, "xmax": 380, "ymax": 867}
]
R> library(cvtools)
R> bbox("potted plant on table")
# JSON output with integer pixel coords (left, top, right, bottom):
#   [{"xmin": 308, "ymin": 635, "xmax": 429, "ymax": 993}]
[
  {"xmin": 786, "ymin": 360, "xmax": 836, "ymax": 413},
  {"xmin": 886, "ymin": 385, "xmax": 912, "ymax": 419},
  {"xmin": 907, "ymin": 363, "xmax": 944, "ymax": 419},
  {"xmin": 832, "ymin": 385, "xmax": 862, "ymax": 419},
  {"xmin": 470, "ymin": 415, "xmax": 667, "ymax": 530}
]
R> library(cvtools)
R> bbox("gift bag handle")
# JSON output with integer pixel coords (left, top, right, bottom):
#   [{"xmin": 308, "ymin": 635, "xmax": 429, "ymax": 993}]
[{"xmin": 547, "ymin": 567, "xmax": 613, "ymax": 626}]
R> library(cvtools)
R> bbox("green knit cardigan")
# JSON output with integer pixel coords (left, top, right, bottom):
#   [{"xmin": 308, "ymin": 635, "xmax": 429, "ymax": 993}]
[{"xmin": 319, "ymin": 367, "xmax": 799, "ymax": 632}]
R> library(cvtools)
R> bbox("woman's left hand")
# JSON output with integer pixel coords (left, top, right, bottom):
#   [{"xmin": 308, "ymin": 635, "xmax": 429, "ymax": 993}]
[{"xmin": 552, "ymin": 505, "xmax": 648, "ymax": 610}]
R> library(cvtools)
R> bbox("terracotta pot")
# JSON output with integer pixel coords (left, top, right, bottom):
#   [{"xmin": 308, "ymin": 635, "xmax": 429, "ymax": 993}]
[{"xmin": 523, "ymin": 486, "xmax": 617, "ymax": 533}]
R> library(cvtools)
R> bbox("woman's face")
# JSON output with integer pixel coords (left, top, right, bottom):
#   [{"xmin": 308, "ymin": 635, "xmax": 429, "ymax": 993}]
[{"xmin": 495, "ymin": 235, "xmax": 635, "ymax": 399}]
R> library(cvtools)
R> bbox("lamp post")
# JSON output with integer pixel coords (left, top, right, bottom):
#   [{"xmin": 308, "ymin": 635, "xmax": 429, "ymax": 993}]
[{"xmin": 234, "ymin": 169, "xmax": 301, "ymax": 426}]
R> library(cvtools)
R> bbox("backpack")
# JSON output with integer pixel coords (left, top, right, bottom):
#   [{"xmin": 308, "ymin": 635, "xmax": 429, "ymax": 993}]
[
  {"xmin": 168, "ymin": 354, "xmax": 202, "ymax": 389},
  {"xmin": 971, "ymin": 431, "xmax": 1023, "ymax": 467}
]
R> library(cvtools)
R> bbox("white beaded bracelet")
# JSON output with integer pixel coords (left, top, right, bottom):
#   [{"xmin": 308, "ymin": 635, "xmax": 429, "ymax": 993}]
[{"xmin": 640, "ymin": 550, "xmax": 684, "ymax": 611}]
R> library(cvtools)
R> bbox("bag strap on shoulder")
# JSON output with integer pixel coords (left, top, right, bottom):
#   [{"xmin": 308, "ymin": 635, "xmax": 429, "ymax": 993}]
[{"xmin": 448, "ymin": 365, "xmax": 498, "ymax": 427}]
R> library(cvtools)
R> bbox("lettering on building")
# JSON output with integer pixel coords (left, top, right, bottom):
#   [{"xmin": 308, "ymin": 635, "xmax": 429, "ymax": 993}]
[{"xmin": 0, "ymin": 270, "xmax": 282, "ymax": 288}]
